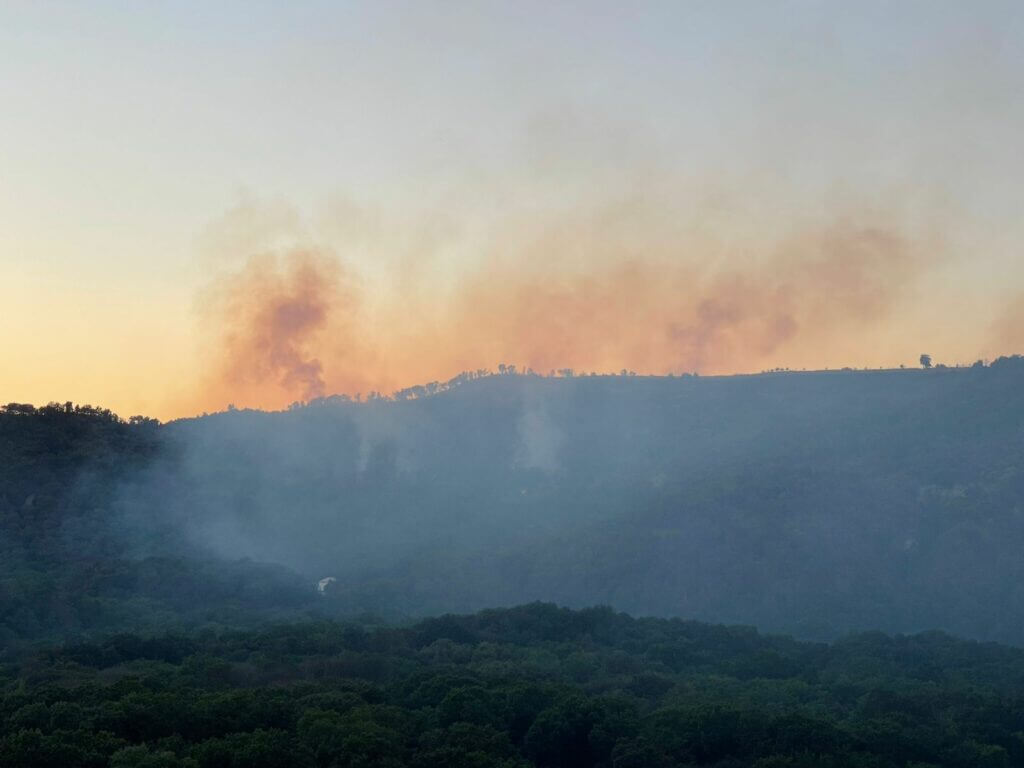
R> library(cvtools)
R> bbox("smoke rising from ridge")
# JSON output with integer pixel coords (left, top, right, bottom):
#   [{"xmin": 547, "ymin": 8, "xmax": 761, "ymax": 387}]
[
  {"xmin": 189, "ymin": 193, "xmax": 932, "ymax": 413},
  {"xmin": 202, "ymin": 250, "xmax": 354, "ymax": 405}
]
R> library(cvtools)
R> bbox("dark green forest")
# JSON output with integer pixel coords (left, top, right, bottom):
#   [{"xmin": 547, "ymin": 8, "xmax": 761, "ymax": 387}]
[
  {"xmin": 5, "ymin": 603, "xmax": 1024, "ymax": 768},
  {"xmin": 4, "ymin": 360, "xmax": 1024, "ymax": 766}
]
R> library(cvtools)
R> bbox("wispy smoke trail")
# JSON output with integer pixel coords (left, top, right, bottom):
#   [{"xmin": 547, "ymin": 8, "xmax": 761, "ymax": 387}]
[{"xmin": 211, "ymin": 250, "xmax": 347, "ymax": 403}]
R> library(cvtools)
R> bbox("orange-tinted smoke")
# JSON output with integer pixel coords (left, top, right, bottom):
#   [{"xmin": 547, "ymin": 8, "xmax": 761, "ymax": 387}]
[
  {"xmin": 205, "ymin": 250, "xmax": 351, "ymax": 407},
  {"xmin": 440, "ymin": 220, "xmax": 913, "ymax": 376},
  {"xmin": 195, "ymin": 218, "xmax": 919, "ymax": 413}
]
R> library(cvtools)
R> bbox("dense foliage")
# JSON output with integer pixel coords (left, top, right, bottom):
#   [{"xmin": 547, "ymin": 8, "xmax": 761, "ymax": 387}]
[{"xmin": 4, "ymin": 603, "xmax": 1024, "ymax": 767}]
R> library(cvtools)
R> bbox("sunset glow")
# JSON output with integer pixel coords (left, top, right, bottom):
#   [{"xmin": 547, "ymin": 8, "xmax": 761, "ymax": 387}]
[{"xmin": 3, "ymin": 2, "xmax": 1023, "ymax": 419}]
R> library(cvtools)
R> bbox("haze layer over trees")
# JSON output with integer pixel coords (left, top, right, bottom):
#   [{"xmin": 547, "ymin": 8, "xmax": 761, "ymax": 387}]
[{"xmin": 3, "ymin": 357, "xmax": 1024, "ymax": 647}]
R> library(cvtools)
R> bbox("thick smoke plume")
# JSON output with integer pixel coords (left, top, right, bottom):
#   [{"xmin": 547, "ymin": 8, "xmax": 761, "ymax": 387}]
[
  {"xmin": 193, "ymin": 201, "xmax": 925, "ymax": 413},
  {"xmin": 206, "ymin": 250, "xmax": 351, "ymax": 405}
]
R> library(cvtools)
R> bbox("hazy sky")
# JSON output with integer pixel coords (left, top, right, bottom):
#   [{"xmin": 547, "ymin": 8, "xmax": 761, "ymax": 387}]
[{"xmin": 2, "ymin": 1, "xmax": 1023, "ymax": 418}]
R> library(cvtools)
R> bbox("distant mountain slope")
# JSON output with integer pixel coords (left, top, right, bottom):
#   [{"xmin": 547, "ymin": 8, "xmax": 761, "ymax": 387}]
[{"xmin": 4, "ymin": 356, "xmax": 1024, "ymax": 645}]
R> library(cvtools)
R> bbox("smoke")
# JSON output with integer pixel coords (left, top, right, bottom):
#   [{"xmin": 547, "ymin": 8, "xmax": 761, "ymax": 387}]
[
  {"xmin": 202, "ymin": 249, "xmax": 353, "ymax": 405},
  {"xmin": 189, "ymin": 198, "xmax": 926, "ymax": 413},
  {"xmin": 669, "ymin": 224, "xmax": 911, "ymax": 370},
  {"xmin": 450, "ymin": 220, "xmax": 915, "ymax": 377},
  {"xmin": 516, "ymin": 392, "xmax": 564, "ymax": 473},
  {"xmin": 992, "ymin": 292, "xmax": 1024, "ymax": 357}
]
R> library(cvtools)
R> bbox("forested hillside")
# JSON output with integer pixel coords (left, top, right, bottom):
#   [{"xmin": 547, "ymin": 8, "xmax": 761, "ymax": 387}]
[
  {"xmin": 5, "ymin": 603, "xmax": 1024, "ymax": 767},
  {"xmin": 0, "ymin": 404, "xmax": 315, "ymax": 650},
  {"xmin": 3, "ymin": 357, "xmax": 1024, "ymax": 647},
  {"xmin": 156, "ymin": 357, "xmax": 1024, "ymax": 642}
]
